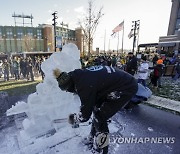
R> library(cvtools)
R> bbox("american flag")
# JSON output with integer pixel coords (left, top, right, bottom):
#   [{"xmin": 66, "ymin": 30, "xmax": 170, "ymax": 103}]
[{"xmin": 111, "ymin": 21, "xmax": 124, "ymax": 36}]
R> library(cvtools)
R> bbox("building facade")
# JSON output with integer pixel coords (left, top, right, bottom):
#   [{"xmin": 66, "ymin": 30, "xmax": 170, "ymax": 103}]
[
  {"xmin": 0, "ymin": 24, "xmax": 86, "ymax": 56},
  {"xmin": 0, "ymin": 26, "xmax": 44, "ymax": 54},
  {"xmin": 158, "ymin": 0, "xmax": 180, "ymax": 54}
]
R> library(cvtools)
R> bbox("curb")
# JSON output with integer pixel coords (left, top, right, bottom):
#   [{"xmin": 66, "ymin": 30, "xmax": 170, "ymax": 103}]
[{"xmin": 145, "ymin": 95, "xmax": 180, "ymax": 114}]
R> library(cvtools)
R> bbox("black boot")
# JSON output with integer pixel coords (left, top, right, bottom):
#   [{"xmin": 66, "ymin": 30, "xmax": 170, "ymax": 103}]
[
  {"xmin": 82, "ymin": 120, "xmax": 96, "ymax": 148},
  {"xmin": 82, "ymin": 134, "xmax": 94, "ymax": 149}
]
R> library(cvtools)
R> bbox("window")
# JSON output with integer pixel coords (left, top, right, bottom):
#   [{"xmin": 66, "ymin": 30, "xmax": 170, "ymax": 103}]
[
  {"xmin": 178, "ymin": 7, "xmax": 180, "ymax": 18},
  {"xmin": 175, "ymin": 30, "xmax": 178, "ymax": 35},
  {"xmin": 17, "ymin": 28, "xmax": 23, "ymax": 39},
  {"xmin": 6, "ymin": 28, "xmax": 13, "ymax": 39},
  {"xmin": 27, "ymin": 28, "xmax": 33, "ymax": 37},
  {"xmin": 37, "ymin": 29, "xmax": 42, "ymax": 39},
  {"xmin": 65, "ymin": 33, "xmax": 68, "ymax": 38},
  {"xmin": 176, "ymin": 19, "xmax": 180, "ymax": 29}
]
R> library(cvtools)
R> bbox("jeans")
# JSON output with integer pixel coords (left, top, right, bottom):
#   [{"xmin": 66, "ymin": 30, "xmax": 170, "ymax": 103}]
[
  {"xmin": 4, "ymin": 70, "xmax": 9, "ymax": 81},
  {"xmin": 14, "ymin": 69, "xmax": 20, "ymax": 80},
  {"xmin": 157, "ymin": 76, "xmax": 162, "ymax": 87},
  {"xmin": 138, "ymin": 79, "xmax": 147, "ymax": 87}
]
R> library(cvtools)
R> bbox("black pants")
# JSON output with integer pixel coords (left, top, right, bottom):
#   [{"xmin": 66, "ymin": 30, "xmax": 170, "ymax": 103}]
[
  {"xmin": 127, "ymin": 69, "xmax": 136, "ymax": 76},
  {"xmin": 151, "ymin": 75, "xmax": 159, "ymax": 87},
  {"xmin": 90, "ymin": 84, "xmax": 138, "ymax": 136},
  {"xmin": 90, "ymin": 109, "xmax": 109, "ymax": 137}
]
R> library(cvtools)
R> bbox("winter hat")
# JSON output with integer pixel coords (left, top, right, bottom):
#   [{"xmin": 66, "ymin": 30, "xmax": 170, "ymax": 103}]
[
  {"xmin": 157, "ymin": 59, "xmax": 163, "ymax": 64},
  {"xmin": 53, "ymin": 69, "xmax": 73, "ymax": 91},
  {"xmin": 57, "ymin": 72, "xmax": 72, "ymax": 91}
]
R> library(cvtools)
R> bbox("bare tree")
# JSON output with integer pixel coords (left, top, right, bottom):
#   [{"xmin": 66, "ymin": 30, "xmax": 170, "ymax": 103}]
[{"xmin": 79, "ymin": 0, "xmax": 104, "ymax": 57}]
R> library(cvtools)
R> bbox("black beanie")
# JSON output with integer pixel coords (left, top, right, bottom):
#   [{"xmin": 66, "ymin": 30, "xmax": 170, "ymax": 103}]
[{"xmin": 57, "ymin": 72, "xmax": 71, "ymax": 91}]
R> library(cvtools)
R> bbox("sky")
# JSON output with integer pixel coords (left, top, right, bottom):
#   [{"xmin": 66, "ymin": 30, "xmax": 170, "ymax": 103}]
[{"xmin": 0, "ymin": 0, "xmax": 172, "ymax": 51}]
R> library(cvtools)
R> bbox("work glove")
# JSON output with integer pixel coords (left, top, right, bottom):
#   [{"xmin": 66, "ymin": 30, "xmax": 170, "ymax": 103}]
[{"xmin": 68, "ymin": 113, "xmax": 81, "ymax": 125}]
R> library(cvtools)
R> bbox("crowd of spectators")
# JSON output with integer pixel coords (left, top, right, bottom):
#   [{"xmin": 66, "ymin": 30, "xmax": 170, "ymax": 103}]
[
  {"xmin": 80, "ymin": 51, "xmax": 180, "ymax": 89},
  {"xmin": 0, "ymin": 55, "xmax": 48, "ymax": 81},
  {"xmin": 0, "ymin": 51, "xmax": 179, "ymax": 87}
]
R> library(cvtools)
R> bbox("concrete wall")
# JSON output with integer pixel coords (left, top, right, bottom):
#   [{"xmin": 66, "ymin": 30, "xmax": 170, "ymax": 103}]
[
  {"xmin": 75, "ymin": 28, "xmax": 84, "ymax": 54},
  {"xmin": 43, "ymin": 25, "xmax": 54, "ymax": 52},
  {"xmin": 167, "ymin": 0, "xmax": 180, "ymax": 35}
]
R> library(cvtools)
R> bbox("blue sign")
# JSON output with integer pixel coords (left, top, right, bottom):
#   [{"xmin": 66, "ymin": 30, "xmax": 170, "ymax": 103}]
[{"xmin": 56, "ymin": 36, "xmax": 62, "ymax": 48}]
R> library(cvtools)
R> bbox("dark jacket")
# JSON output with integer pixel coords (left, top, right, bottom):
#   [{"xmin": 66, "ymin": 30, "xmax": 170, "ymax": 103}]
[
  {"xmin": 152, "ymin": 55, "xmax": 158, "ymax": 65},
  {"xmin": 69, "ymin": 66, "xmax": 138, "ymax": 121},
  {"xmin": 154, "ymin": 64, "xmax": 164, "ymax": 77},
  {"xmin": 126, "ymin": 56, "xmax": 138, "ymax": 73}
]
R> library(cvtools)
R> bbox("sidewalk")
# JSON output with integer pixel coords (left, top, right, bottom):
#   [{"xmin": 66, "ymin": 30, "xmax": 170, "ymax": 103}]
[
  {"xmin": 0, "ymin": 76, "xmax": 42, "ymax": 82},
  {"xmin": 146, "ymin": 95, "xmax": 180, "ymax": 114},
  {"xmin": 134, "ymin": 72, "xmax": 180, "ymax": 114}
]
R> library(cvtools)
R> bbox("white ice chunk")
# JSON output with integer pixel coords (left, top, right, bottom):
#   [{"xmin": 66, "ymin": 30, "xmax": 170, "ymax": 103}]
[{"xmin": 6, "ymin": 101, "xmax": 28, "ymax": 116}]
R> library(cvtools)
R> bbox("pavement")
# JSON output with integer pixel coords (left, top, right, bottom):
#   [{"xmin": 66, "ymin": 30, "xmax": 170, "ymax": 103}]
[
  {"xmin": 1, "ymin": 104, "xmax": 180, "ymax": 154},
  {"xmin": 145, "ymin": 95, "xmax": 180, "ymax": 114},
  {"xmin": 111, "ymin": 104, "xmax": 180, "ymax": 154},
  {"xmin": 0, "ymin": 76, "xmax": 42, "ymax": 82}
]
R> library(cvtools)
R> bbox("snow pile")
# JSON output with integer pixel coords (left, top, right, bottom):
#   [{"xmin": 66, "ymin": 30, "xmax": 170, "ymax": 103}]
[{"xmin": 7, "ymin": 43, "xmax": 81, "ymax": 139}]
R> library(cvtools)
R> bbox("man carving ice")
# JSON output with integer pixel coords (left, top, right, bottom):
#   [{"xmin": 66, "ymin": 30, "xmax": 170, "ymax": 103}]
[{"xmin": 53, "ymin": 65, "xmax": 137, "ymax": 153}]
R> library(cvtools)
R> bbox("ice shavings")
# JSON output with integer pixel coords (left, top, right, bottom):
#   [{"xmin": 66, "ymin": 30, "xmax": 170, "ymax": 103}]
[{"xmin": 6, "ymin": 101, "xmax": 28, "ymax": 116}]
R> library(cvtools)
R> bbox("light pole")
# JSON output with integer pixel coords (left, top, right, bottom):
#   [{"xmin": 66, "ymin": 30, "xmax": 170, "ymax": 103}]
[
  {"xmin": 14, "ymin": 34, "xmax": 18, "ymax": 52},
  {"xmin": 10, "ymin": 36, "xmax": 12, "ymax": 52},
  {"xmin": 3, "ymin": 35, "xmax": 7, "ymax": 53},
  {"xmin": 34, "ymin": 35, "xmax": 37, "ymax": 51},
  {"xmin": 20, "ymin": 37, "xmax": 22, "ymax": 52},
  {"xmin": 131, "ymin": 20, "xmax": 140, "ymax": 54},
  {"xmin": 52, "ymin": 11, "xmax": 58, "ymax": 52},
  {"xmin": 44, "ymin": 37, "xmax": 49, "ymax": 51}
]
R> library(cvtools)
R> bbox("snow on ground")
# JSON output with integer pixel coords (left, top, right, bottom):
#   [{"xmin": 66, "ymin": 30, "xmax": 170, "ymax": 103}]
[{"xmin": 0, "ymin": 114, "xmax": 119, "ymax": 154}]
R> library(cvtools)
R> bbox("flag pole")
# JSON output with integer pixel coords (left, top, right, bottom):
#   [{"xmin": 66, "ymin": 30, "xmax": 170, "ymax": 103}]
[
  {"xmin": 121, "ymin": 20, "xmax": 124, "ymax": 54},
  {"xmin": 104, "ymin": 29, "xmax": 106, "ymax": 54},
  {"xmin": 136, "ymin": 23, "xmax": 140, "ymax": 52},
  {"xmin": 117, "ymin": 32, "xmax": 119, "ymax": 56},
  {"xmin": 108, "ymin": 38, "xmax": 110, "ymax": 52}
]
